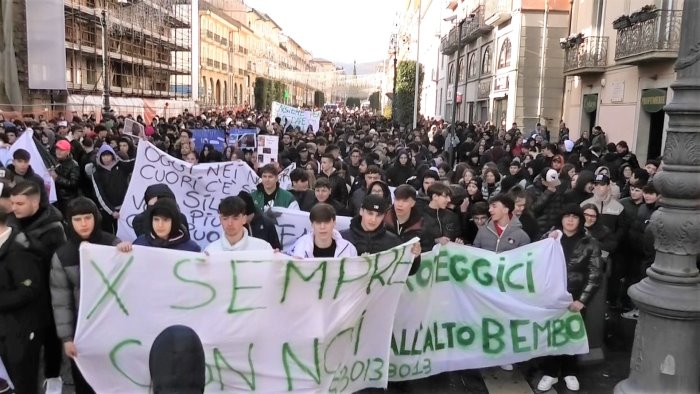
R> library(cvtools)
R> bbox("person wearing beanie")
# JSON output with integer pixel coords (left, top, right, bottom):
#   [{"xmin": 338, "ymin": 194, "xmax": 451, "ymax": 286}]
[
  {"xmin": 236, "ymin": 191, "xmax": 281, "ymax": 250},
  {"xmin": 50, "ymin": 197, "xmax": 119, "ymax": 394},
  {"xmin": 538, "ymin": 204, "xmax": 603, "ymax": 392},
  {"xmin": 87, "ymin": 143, "xmax": 135, "ymax": 233},
  {"xmin": 129, "ymin": 198, "xmax": 200, "ymax": 252},
  {"xmin": 132, "ymin": 184, "xmax": 191, "ymax": 237}
]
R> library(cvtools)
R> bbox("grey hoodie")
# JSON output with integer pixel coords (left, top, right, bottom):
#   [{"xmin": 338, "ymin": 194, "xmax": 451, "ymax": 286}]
[{"xmin": 473, "ymin": 216, "xmax": 531, "ymax": 253}]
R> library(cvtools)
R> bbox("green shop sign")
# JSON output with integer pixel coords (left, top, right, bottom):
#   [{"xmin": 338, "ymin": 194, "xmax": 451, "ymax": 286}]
[
  {"xmin": 583, "ymin": 94, "xmax": 598, "ymax": 113},
  {"xmin": 641, "ymin": 89, "xmax": 667, "ymax": 113}
]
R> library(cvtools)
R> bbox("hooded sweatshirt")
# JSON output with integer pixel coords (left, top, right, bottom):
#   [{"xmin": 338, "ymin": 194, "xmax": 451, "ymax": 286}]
[
  {"xmin": 90, "ymin": 144, "xmax": 134, "ymax": 214},
  {"xmin": 133, "ymin": 198, "xmax": 200, "ymax": 252},
  {"xmin": 132, "ymin": 184, "xmax": 191, "ymax": 237}
]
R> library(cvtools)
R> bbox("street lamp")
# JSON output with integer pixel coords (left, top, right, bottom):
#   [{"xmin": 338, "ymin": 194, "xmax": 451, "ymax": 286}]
[
  {"xmin": 614, "ymin": 0, "xmax": 700, "ymax": 391},
  {"xmin": 388, "ymin": 34, "xmax": 398, "ymax": 125}
]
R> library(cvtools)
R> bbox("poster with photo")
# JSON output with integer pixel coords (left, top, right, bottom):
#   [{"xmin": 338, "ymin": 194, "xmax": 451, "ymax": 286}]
[{"xmin": 257, "ymin": 135, "xmax": 279, "ymax": 165}]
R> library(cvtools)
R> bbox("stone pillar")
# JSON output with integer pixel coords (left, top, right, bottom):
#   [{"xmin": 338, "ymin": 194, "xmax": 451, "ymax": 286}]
[{"xmin": 614, "ymin": 1, "xmax": 700, "ymax": 393}]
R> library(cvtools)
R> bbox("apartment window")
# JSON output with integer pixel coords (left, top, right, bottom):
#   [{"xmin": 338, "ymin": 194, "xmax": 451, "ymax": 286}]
[
  {"xmin": 498, "ymin": 38, "xmax": 511, "ymax": 69},
  {"xmin": 468, "ymin": 52, "xmax": 477, "ymax": 78},
  {"xmin": 481, "ymin": 46, "xmax": 492, "ymax": 74},
  {"xmin": 448, "ymin": 62, "xmax": 454, "ymax": 83}
]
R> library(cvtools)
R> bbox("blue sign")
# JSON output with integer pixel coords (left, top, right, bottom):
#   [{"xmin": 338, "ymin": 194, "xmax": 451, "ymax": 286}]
[{"xmin": 190, "ymin": 129, "xmax": 226, "ymax": 150}]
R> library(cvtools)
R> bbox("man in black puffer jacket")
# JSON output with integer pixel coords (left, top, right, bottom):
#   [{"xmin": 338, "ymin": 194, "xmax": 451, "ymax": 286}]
[
  {"xmin": 50, "ymin": 197, "xmax": 119, "ymax": 394},
  {"xmin": 0, "ymin": 206, "xmax": 43, "ymax": 394},
  {"xmin": 564, "ymin": 170, "xmax": 595, "ymax": 205},
  {"xmin": 527, "ymin": 167, "xmax": 568, "ymax": 235},
  {"xmin": 340, "ymin": 195, "xmax": 421, "ymax": 274}
]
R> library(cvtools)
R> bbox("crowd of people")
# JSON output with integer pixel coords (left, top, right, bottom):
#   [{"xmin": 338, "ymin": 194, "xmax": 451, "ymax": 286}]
[{"xmin": 0, "ymin": 107, "xmax": 664, "ymax": 393}]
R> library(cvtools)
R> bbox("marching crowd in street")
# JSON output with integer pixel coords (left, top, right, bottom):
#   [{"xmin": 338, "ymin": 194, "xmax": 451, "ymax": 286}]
[{"xmin": 0, "ymin": 106, "xmax": 663, "ymax": 393}]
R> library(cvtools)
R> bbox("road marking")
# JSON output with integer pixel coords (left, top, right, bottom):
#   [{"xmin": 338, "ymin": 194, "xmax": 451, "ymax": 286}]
[{"xmin": 481, "ymin": 367, "xmax": 538, "ymax": 394}]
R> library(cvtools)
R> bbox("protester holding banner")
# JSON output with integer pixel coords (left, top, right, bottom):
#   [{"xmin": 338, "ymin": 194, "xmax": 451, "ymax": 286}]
[
  {"xmin": 50, "ymin": 197, "xmax": 120, "ymax": 394},
  {"xmin": 538, "ymin": 204, "xmax": 603, "ymax": 392},
  {"xmin": 132, "ymin": 184, "xmax": 190, "ymax": 238},
  {"xmin": 383, "ymin": 184, "xmax": 432, "ymax": 251},
  {"xmin": 0, "ymin": 205, "xmax": 43, "ymax": 394},
  {"xmin": 251, "ymin": 164, "xmax": 299, "ymax": 211},
  {"xmin": 473, "ymin": 194, "xmax": 531, "ymax": 253},
  {"xmin": 340, "ymin": 194, "xmax": 421, "ymax": 265},
  {"xmin": 289, "ymin": 204, "xmax": 357, "ymax": 258},
  {"xmin": 422, "ymin": 183, "xmax": 463, "ymax": 245},
  {"xmin": 127, "ymin": 198, "xmax": 200, "ymax": 252},
  {"xmin": 204, "ymin": 196, "xmax": 273, "ymax": 252}
]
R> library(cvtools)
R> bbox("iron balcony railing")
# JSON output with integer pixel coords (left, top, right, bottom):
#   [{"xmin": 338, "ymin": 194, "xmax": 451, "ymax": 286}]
[
  {"xmin": 463, "ymin": 8, "xmax": 493, "ymax": 43},
  {"xmin": 564, "ymin": 36, "xmax": 608, "ymax": 73},
  {"xmin": 614, "ymin": 9, "xmax": 682, "ymax": 61}
]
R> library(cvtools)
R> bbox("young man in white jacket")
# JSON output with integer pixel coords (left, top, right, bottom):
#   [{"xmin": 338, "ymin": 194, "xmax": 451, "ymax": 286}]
[
  {"xmin": 205, "ymin": 197, "xmax": 273, "ymax": 253},
  {"xmin": 290, "ymin": 204, "xmax": 357, "ymax": 258}
]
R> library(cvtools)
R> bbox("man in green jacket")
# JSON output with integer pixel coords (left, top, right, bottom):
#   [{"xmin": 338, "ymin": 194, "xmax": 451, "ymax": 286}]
[{"xmin": 251, "ymin": 164, "xmax": 299, "ymax": 211}]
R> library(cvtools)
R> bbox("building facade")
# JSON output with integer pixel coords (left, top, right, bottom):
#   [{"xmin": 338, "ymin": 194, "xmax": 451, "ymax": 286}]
[
  {"xmin": 2, "ymin": 0, "xmax": 195, "ymax": 118},
  {"xmin": 562, "ymin": 0, "xmax": 682, "ymax": 162},
  {"xmin": 440, "ymin": 0, "xmax": 570, "ymax": 132}
]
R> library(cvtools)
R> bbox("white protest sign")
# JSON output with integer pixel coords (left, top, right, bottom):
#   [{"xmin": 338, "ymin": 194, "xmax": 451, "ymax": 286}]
[
  {"xmin": 74, "ymin": 242, "xmax": 415, "ymax": 393},
  {"xmin": 0, "ymin": 129, "xmax": 58, "ymax": 202},
  {"xmin": 116, "ymin": 142, "xmax": 260, "ymax": 247},
  {"xmin": 122, "ymin": 119, "xmax": 144, "ymax": 138},
  {"xmin": 271, "ymin": 207, "xmax": 351, "ymax": 252},
  {"xmin": 388, "ymin": 239, "xmax": 589, "ymax": 380},
  {"xmin": 256, "ymin": 135, "xmax": 278, "ymax": 165},
  {"xmin": 271, "ymin": 102, "xmax": 321, "ymax": 132},
  {"xmin": 278, "ymin": 162, "xmax": 296, "ymax": 191}
]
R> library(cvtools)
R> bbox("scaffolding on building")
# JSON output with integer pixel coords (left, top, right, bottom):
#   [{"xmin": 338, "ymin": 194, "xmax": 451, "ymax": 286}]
[{"xmin": 63, "ymin": 0, "xmax": 193, "ymax": 100}]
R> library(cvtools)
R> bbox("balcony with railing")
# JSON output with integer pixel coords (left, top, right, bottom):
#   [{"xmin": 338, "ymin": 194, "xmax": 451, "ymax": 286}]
[
  {"xmin": 563, "ymin": 36, "xmax": 608, "ymax": 76},
  {"xmin": 441, "ymin": 27, "xmax": 459, "ymax": 55},
  {"xmin": 484, "ymin": 0, "xmax": 513, "ymax": 26},
  {"xmin": 614, "ymin": 9, "xmax": 682, "ymax": 64},
  {"xmin": 463, "ymin": 8, "xmax": 493, "ymax": 43}
]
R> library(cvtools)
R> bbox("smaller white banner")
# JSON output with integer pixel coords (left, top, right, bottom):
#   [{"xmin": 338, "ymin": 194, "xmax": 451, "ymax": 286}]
[{"xmin": 271, "ymin": 102, "xmax": 321, "ymax": 132}]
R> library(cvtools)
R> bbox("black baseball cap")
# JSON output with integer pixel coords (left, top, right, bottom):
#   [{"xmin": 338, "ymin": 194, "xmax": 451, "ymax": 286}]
[
  {"xmin": 594, "ymin": 174, "xmax": 610, "ymax": 185},
  {"xmin": 361, "ymin": 194, "xmax": 389, "ymax": 214}
]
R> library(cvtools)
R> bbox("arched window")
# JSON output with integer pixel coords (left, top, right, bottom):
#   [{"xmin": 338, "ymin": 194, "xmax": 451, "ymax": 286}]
[
  {"xmin": 498, "ymin": 38, "xmax": 511, "ymax": 69},
  {"xmin": 448, "ymin": 63, "xmax": 455, "ymax": 82},
  {"xmin": 482, "ymin": 47, "xmax": 492, "ymax": 74},
  {"xmin": 468, "ymin": 52, "xmax": 477, "ymax": 78}
]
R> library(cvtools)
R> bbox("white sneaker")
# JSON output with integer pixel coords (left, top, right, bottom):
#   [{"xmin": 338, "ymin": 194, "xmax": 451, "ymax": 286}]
[
  {"xmin": 564, "ymin": 375, "xmax": 580, "ymax": 391},
  {"xmin": 44, "ymin": 377, "xmax": 63, "ymax": 394},
  {"xmin": 537, "ymin": 375, "xmax": 558, "ymax": 391},
  {"xmin": 500, "ymin": 364, "xmax": 514, "ymax": 371}
]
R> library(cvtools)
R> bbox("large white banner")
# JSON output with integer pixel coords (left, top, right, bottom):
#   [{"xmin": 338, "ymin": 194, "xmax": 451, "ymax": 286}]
[
  {"xmin": 74, "ymin": 242, "xmax": 415, "ymax": 393},
  {"xmin": 389, "ymin": 239, "xmax": 588, "ymax": 380},
  {"xmin": 73, "ymin": 240, "xmax": 587, "ymax": 392},
  {"xmin": 271, "ymin": 102, "xmax": 321, "ymax": 132},
  {"xmin": 116, "ymin": 142, "xmax": 260, "ymax": 245},
  {"xmin": 0, "ymin": 129, "xmax": 57, "ymax": 203}
]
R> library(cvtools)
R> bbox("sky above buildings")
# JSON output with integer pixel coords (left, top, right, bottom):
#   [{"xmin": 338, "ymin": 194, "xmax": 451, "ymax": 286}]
[{"xmin": 244, "ymin": 0, "xmax": 400, "ymax": 64}]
